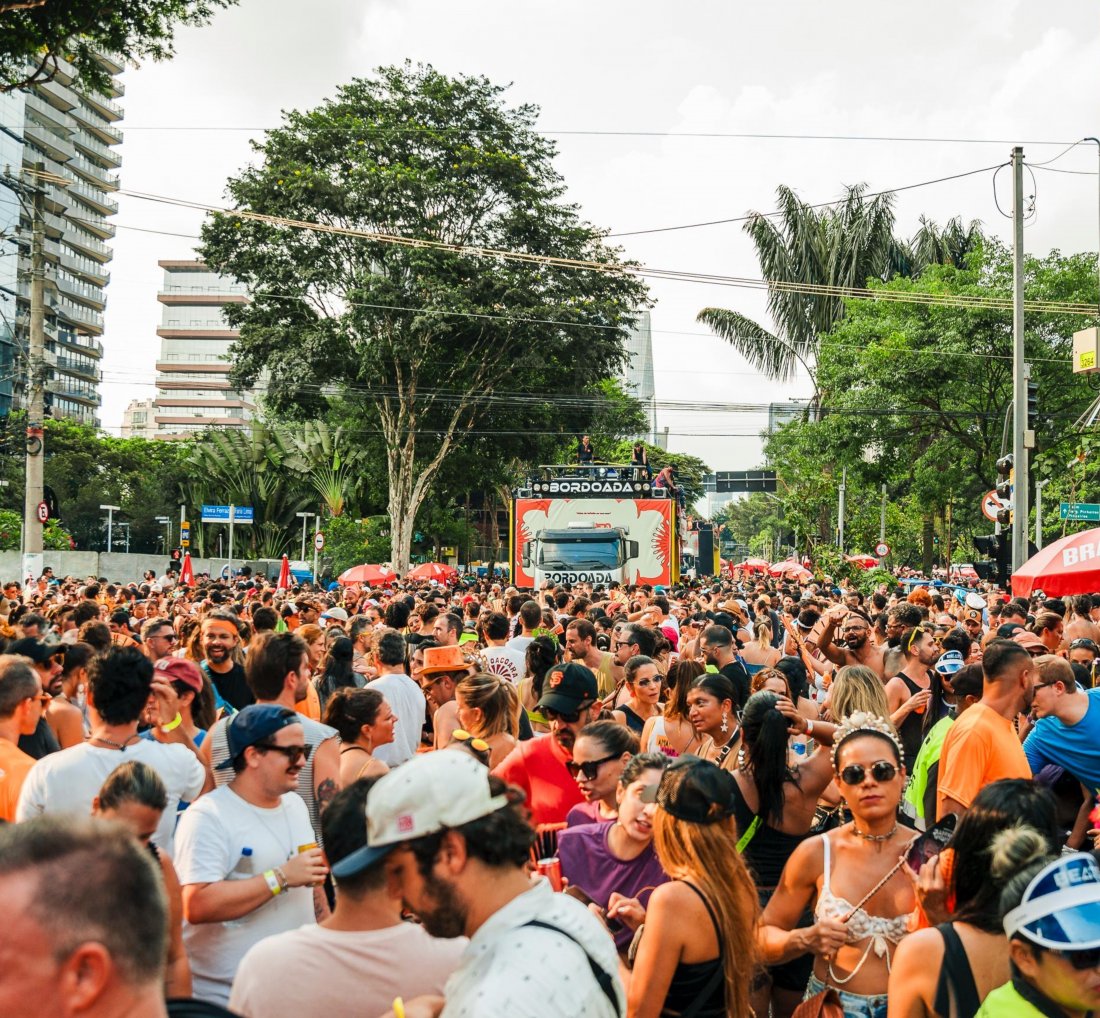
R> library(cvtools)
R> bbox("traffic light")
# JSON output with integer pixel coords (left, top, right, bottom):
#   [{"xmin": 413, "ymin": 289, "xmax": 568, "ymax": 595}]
[
  {"xmin": 1027, "ymin": 380, "xmax": 1038, "ymax": 425},
  {"xmin": 996, "ymin": 454, "xmax": 1014, "ymax": 525},
  {"xmin": 974, "ymin": 533, "xmax": 1011, "ymax": 588}
]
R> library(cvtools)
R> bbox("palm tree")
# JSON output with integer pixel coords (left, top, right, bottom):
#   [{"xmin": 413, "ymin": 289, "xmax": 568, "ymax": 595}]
[
  {"xmin": 889, "ymin": 216, "xmax": 984, "ymax": 277},
  {"xmin": 282, "ymin": 421, "xmax": 363, "ymax": 519},
  {"xmin": 698, "ymin": 183, "xmax": 897, "ymax": 412}
]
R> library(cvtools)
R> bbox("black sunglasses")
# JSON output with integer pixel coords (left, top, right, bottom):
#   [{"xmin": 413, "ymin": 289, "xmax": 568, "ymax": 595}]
[
  {"xmin": 542, "ymin": 706, "xmax": 584, "ymax": 724},
  {"xmin": 839, "ymin": 760, "xmax": 898, "ymax": 786},
  {"xmin": 1048, "ymin": 946, "xmax": 1100, "ymax": 971},
  {"xmin": 255, "ymin": 743, "xmax": 312, "ymax": 764},
  {"xmin": 566, "ymin": 752, "xmax": 620, "ymax": 780}
]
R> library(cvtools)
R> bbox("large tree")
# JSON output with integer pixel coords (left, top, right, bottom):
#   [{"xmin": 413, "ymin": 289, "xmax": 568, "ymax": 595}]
[
  {"xmin": 0, "ymin": 0, "xmax": 236, "ymax": 94},
  {"xmin": 201, "ymin": 63, "xmax": 649, "ymax": 573}
]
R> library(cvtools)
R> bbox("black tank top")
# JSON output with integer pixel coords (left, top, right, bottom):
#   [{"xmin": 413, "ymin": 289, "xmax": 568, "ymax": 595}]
[
  {"xmin": 619, "ymin": 704, "xmax": 646, "ymax": 734},
  {"xmin": 932, "ymin": 923, "xmax": 981, "ymax": 1018},
  {"xmin": 661, "ymin": 881, "xmax": 725, "ymax": 1018},
  {"xmin": 18, "ymin": 716, "xmax": 59, "ymax": 760},
  {"xmin": 729, "ymin": 775, "xmax": 808, "ymax": 890},
  {"xmin": 894, "ymin": 672, "xmax": 929, "ymax": 771}
]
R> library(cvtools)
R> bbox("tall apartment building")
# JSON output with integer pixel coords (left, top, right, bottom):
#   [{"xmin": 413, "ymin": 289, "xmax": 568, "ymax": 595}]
[
  {"xmin": 0, "ymin": 57, "xmax": 124, "ymax": 427},
  {"xmin": 153, "ymin": 260, "xmax": 257, "ymax": 437},
  {"xmin": 618, "ymin": 310, "xmax": 658, "ymax": 443},
  {"xmin": 120, "ymin": 397, "xmax": 157, "ymax": 439}
]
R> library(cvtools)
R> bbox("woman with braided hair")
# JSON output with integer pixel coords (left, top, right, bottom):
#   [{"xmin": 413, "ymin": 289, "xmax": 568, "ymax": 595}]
[{"xmin": 760, "ymin": 712, "xmax": 916, "ymax": 1018}]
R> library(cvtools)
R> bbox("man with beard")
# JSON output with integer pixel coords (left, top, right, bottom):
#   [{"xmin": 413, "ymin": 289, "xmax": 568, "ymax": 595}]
[
  {"xmin": 882, "ymin": 602, "xmax": 923, "ymax": 676},
  {"xmin": 201, "ymin": 611, "xmax": 253, "ymax": 712},
  {"xmin": 698, "ymin": 624, "xmax": 750, "ymax": 711},
  {"xmin": 10, "ymin": 637, "xmax": 83, "ymax": 757},
  {"xmin": 493, "ymin": 663, "xmax": 602, "ymax": 825},
  {"xmin": 352, "ymin": 752, "xmax": 624, "ymax": 1018},
  {"xmin": 814, "ymin": 607, "xmax": 885, "ymax": 678},
  {"xmin": 885, "ymin": 625, "xmax": 938, "ymax": 771},
  {"xmin": 176, "ymin": 705, "xmax": 328, "ymax": 1006}
]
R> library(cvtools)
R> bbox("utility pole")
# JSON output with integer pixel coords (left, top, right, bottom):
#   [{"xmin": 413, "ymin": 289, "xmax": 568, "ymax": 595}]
[
  {"xmin": 879, "ymin": 484, "xmax": 887, "ymax": 545},
  {"xmin": 23, "ymin": 164, "xmax": 46, "ymax": 561},
  {"xmin": 1036, "ymin": 478, "xmax": 1050, "ymax": 551},
  {"xmin": 100, "ymin": 504, "xmax": 120, "ymax": 552},
  {"xmin": 312, "ymin": 513, "xmax": 321, "ymax": 585},
  {"xmin": 837, "ymin": 467, "xmax": 847, "ymax": 554},
  {"xmin": 1011, "ymin": 146, "xmax": 1030, "ymax": 573}
]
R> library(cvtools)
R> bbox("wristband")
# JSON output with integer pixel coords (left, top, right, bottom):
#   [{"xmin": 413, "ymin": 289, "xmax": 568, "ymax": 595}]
[
  {"xmin": 805, "ymin": 719, "xmax": 814, "ymax": 737},
  {"xmin": 274, "ymin": 866, "xmax": 289, "ymax": 892},
  {"xmin": 160, "ymin": 712, "xmax": 183, "ymax": 733},
  {"xmin": 263, "ymin": 869, "xmax": 282, "ymax": 896}
]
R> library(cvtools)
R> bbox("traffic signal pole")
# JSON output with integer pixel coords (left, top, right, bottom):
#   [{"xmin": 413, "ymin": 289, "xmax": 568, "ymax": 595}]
[
  {"xmin": 23, "ymin": 167, "xmax": 45, "ymax": 558},
  {"xmin": 1011, "ymin": 146, "xmax": 1029, "ymax": 573}
]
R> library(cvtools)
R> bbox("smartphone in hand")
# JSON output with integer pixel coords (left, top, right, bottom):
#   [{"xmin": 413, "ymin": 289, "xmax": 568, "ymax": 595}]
[
  {"xmin": 563, "ymin": 884, "xmax": 624, "ymax": 933},
  {"xmin": 905, "ymin": 813, "xmax": 957, "ymax": 874}
]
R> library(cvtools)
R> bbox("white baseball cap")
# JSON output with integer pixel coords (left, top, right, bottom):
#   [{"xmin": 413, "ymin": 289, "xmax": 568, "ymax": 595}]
[{"xmin": 330, "ymin": 751, "xmax": 509, "ymax": 879}]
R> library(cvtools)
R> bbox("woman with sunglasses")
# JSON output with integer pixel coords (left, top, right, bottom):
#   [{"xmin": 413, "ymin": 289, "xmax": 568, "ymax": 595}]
[
  {"xmin": 642, "ymin": 658, "xmax": 705, "ymax": 757},
  {"xmin": 559, "ymin": 751, "xmax": 670, "ymax": 954},
  {"xmin": 454, "ymin": 671, "xmax": 520, "ymax": 767},
  {"xmin": 566, "ymin": 719, "xmax": 639, "ymax": 826},
  {"xmin": 687, "ymin": 673, "xmax": 741, "ymax": 772},
  {"xmin": 761, "ymin": 713, "xmax": 915, "ymax": 1018},
  {"xmin": 975, "ymin": 828, "xmax": 1100, "ymax": 1018},
  {"xmin": 888, "ymin": 780, "xmax": 1062, "ymax": 1018},
  {"xmin": 612, "ymin": 655, "xmax": 664, "ymax": 735}
]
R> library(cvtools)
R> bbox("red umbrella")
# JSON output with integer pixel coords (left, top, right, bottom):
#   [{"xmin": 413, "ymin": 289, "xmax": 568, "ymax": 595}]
[
  {"xmin": 1011, "ymin": 527, "xmax": 1100, "ymax": 598},
  {"xmin": 179, "ymin": 551, "xmax": 195, "ymax": 587},
  {"xmin": 846, "ymin": 554, "xmax": 879, "ymax": 569},
  {"xmin": 406, "ymin": 562, "xmax": 458, "ymax": 582},
  {"xmin": 276, "ymin": 554, "xmax": 291, "ymax": 591},
  {"xmin": 338, "ymin": 563, "xmax": 398, "ymax": 586},
  {"xmin": 767, "ymin": 559, "xmax": 798, "ymax": 577},
  {"xmin": 736, "ymin": 558, "xmax": 771, "ymax": 572}
]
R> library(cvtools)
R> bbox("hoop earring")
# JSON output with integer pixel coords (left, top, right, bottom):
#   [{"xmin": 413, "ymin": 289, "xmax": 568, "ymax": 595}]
[{"xmin": 721, "ymin": 710, "xmax": 729, "ymax": 734}]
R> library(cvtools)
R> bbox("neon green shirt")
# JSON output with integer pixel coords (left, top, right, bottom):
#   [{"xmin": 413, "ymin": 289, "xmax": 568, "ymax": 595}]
[
  {"xmin": 905, "ymin": 715, "xmax": 953, "ymax": 820},
  {"xmin": 975, "ymin": 980, "xmax": 1047, "ymax": 1017}
]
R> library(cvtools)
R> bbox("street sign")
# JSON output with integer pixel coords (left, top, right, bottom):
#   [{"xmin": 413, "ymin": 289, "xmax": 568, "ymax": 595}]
[
  {"xmin": 181, "ymin": 520, "xmax": 191, "ymax": 540},
  {"xmin": 180, "ymin": 539, "xmax": 190, "ymax": 548},
  {"xmin": 1059, "ymin": 502, "xmax": 1100, "ymax": 522},
  {"xmin": 201, "ymin": 504, "xmax": 254, "ymax": 524},
  {"xmin": 314, "ymin": 532, "xmax": 325, "ymax": 551},
  {"xmin": 36, "ymin": 501, "xmax": 48, "ymax": 523},
  {"xmin": 875, "ymin": 541, "xmax": 890, "ymax": 557},
  {"xmin": 981, "ymin": 490, "xmax": 1008, "ymax": 522}
]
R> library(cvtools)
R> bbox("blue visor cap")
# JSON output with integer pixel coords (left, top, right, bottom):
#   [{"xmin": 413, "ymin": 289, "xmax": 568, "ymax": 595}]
[{"xmin": 1004, "ymin": 853, "xmax": 1100, "ymax": 950}]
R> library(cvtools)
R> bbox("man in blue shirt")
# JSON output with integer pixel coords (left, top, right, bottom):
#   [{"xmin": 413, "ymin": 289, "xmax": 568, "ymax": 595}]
[{"xmin": 1024, "ymin": 655, "xmax": 1100, "ymax": 794}]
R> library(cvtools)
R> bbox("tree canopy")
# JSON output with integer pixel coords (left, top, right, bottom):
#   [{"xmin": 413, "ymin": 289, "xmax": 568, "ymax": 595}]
[{"xmin": 201, "ymin": 62, "xmax": 650, "ymax": 572}]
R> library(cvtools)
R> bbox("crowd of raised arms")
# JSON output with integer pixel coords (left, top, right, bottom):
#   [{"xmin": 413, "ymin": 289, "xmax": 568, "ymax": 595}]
[{"xmin": 3, "ymin": 566, "xmax": 1100, "ymax": 1018}]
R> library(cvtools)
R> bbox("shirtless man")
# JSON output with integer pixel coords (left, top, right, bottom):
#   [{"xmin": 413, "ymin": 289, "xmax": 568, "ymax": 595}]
[
  {"xmin": 814, "ymin": 607, "xmax": 886, "ymax": 679},
  {"xmin": 1063, "ymin": 595, "xmax": 1100, "ymax": 646}
]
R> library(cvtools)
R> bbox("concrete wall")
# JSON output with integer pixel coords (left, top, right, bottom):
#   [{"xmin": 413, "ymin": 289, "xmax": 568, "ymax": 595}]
[{"xmin": 5, "ymin": 552, "xmax": 304, "ymax": 584}]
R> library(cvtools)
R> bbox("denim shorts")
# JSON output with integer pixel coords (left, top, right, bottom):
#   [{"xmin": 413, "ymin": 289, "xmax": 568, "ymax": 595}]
[{"xmin": 804, "ymin": 974, "xmax": 888, "ymax": 1018}]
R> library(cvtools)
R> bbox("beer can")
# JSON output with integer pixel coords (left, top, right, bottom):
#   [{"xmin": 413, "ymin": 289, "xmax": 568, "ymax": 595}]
[
  {"xmin": 298, "ymin": 842, "xmax": 318, "ymax": 854},
  {"xmin": 537, "ymin": 857, "xmax": 563, "ymax": 892}
]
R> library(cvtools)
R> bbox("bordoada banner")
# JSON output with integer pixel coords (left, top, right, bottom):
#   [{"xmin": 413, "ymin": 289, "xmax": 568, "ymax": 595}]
[{"xmin": 512, "ymin": 498, "xmax": 674, "ymax": 587}]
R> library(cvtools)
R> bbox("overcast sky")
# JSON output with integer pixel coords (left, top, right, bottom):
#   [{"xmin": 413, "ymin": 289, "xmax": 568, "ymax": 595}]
[{"xmin": 101, "ymin": 0, "xmax": 1100, "ymax": 475}]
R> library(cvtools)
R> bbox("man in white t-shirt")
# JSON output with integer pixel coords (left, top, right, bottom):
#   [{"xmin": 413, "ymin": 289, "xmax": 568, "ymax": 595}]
[
  {"xmin": 369, "ymin": 630, "xmax": 426, "ymax": 766},
  {"xmin": 230, "ymin": 775, "xmax": 465, "ymax": 1018},
  {"xmin": 16, "ymin": 645, "xmax": 208, "ymax": 854},
  {"xmin": 479, "ymin": 612, "xmax": 526, "ymax": 684},
  {"xmin": 175, "ymin": 704, "xmax": 329, "ymax": 1006},
  {"xmin": 505, "ymin": 599, "xmax": 543, "ymax": 654}
]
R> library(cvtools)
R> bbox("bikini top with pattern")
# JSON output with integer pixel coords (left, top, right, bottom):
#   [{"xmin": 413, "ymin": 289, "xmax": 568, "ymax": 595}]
[{"xmin": 814, "ymin": 833, "xmax": 909, "ymax": 963}]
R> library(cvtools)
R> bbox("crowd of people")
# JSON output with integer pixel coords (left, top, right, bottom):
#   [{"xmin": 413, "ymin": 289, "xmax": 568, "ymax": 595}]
[{"xmin": 3, "ymin": 567, "xmax": 1100, "ymax": 1018}]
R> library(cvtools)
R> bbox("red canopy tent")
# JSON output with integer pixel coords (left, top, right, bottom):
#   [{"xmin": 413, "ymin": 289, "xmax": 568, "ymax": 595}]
[
  {"xmin": 406, "ymin": 562, "xmax": 458, "ymax": 583},
  {"xmin": 846, "ymin": 554, "xmax": 879, "ymax": 570},
  {"xmin": 768, "ymin": 559, "xmax": 800, "ymax": 578},
  {"xmin": 338, "ymin": 563, "xmax": 398, "ymax": 586},
  {"xmin": 179, "ymin": 551, "xmax": 195, "ymax": 587},
  {"xmin": 1011, "ymin": 527, "xmax": 1100, "ymax": 598},
  {"xmin": 736, "ymin": 558, "xmax": 771, "ymax": 572},
  {"xmin": 276, "ymin": 554, "xmax": 291, "ymax": 591}
]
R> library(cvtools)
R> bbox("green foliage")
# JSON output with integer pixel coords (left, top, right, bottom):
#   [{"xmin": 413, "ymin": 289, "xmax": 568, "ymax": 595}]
[
  {"xmin": 0, "ymin": 508, "xmax": 70, "ymax": 550},
  {"xmin": 607, "ymin": 441, "xmax": 711, "ymax": 508},
  {"xmin": 323, "ymin": 515, "xmax": 392, "ymax": 575},
  {"xmin": 1, "ymin": 0, "xmax": 237, "ymax": 94},
  {"xmin": 199, "ymin": 62, "xmax": 650, "ymax": 572}
]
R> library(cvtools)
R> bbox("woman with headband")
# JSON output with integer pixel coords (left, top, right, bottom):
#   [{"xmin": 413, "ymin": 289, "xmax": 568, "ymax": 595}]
[{"xmin": 760, "ymin": 713, "xmax": 915, "ymax": 1018}]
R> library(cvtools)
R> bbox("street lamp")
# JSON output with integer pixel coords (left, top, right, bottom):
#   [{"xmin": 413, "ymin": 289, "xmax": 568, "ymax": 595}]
[
  {"xmin": 155, "ymin": 516, "xmax": 171, "ymax": 553},
  {"xmin": 99, "ymin": 504, "xmax": 120, "ymax": 552},
  {"xmin": 118, "ymin": 522, "xmax": 130, "ymax": 553}
]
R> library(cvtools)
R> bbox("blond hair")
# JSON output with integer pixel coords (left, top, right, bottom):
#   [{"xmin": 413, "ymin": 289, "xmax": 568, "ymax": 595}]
[
  {"xmin": 828, "ymin": 664, "xmax": 890, "ymax": 721},
  {"xmin": 652, "ymin": 802, "xmax": 757, "ymax": 1018},
  {"xmin": 456, "ymin": 671, "xmax": 520, "ymax": 739}
]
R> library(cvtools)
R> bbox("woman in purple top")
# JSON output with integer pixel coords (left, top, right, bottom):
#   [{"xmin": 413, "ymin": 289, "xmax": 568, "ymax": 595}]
[
  {"xmin": 558, "ymin": 751, "xmax": 670, "ymax": 952},
  {"xmin": 564, "ymin": 720, "xmax": 638, "ymax": 827}
]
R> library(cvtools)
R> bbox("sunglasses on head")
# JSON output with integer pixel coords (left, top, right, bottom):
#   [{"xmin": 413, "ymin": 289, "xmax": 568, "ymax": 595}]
[
  {"xmin": 1046, "ymin": 946, "xmax": 1100, "ymax": 971},
  {"xmin": 542, "ymin": 705, "xmax": 586, "ymax": 724},
  {"xmin": 1071, "ymin": 638, "xmax": 1099, "ymax": 653},
  {"xmin": 566, "ymin": 752, "xmax": 620, "ymax": 781},
  {"xmin": 905, "ymin": 626, "xmax": 927, "ymax": 652},
  {"xmin": 838, "ymin": 760, "xmax": 898, "ymax": 786},
  {"xmin": 451, "ymin": 729, "xmax": 490, "ymax": 753},
  {"xmin": 255, "ymin": 742, "xmax": 311, "ymax": 764}
]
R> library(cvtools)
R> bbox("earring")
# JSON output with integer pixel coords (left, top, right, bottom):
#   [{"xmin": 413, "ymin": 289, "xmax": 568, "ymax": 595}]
[{"xmin": 721, "ymin": 710, "xmax": 729, "ymax": 734}]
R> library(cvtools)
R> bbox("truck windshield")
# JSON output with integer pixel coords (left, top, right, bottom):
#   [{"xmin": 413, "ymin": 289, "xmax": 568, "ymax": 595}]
[{"xmin": 538, "ymin": 538, "xmax": 619, "ymax": 570}]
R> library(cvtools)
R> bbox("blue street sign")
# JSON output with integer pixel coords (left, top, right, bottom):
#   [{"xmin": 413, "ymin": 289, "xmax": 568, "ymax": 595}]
[
  {"xmin": 1059, "ymin": 502, "xmax": 1100, "ymax": 522},
  {"xmin": 200, "ymin": 504, "xmax": 254, "ymax": 523}
]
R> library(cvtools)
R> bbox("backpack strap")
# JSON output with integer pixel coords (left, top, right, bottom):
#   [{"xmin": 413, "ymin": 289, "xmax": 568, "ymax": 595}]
[{"xmin": 521, "ymin": 920, "xmax": 620, "ymax": 1015}]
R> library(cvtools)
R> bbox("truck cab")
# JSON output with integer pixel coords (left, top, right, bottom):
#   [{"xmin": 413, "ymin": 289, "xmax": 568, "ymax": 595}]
[{"xmin": 521, "ymin": 521, "xmax": 640, "ymax": 586}]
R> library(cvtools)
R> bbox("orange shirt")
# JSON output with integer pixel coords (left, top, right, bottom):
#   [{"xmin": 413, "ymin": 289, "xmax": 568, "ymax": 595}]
[
  {"xmin": 0, "ymin": 738, "xmax": 36, "ymax": 822},
  {"xmin": 937, "ymin": 702, "xmax": 1031, "ymax": 819},
  {"xmin": 294, "ymin": 681, "xmax": 322, "ymax": 722}
]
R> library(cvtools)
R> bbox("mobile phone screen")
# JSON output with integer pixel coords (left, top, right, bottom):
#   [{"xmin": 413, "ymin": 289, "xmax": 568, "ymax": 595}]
[
  {"xmin": 905, "ymin": 813, "xmax": 957, "ymax": 873},
  {"xmin": 562, "ymin": 885, "xmax": 623, "ymax": 933}
]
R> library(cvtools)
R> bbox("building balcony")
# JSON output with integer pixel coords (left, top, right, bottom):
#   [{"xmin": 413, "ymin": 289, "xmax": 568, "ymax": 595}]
[
  {"xmin": 158, "ymin": 292, "xmax": 248, "ymax": 306},
  {"xmin": 72, "ymin": 133, "xmax": 122, "ymax": 170},
  {"xmin": 60, "ymin": 249, "xmax": 109, "ymax": 287},
  {"xmin": 64, "ymin": 229, "xmax": 111, "ymax": 262},
  {"xmin": 25, "ymin": 92, "xmax": 72, "ymax": 137},
  {"xmin": 155, "ymin": 328, "xmax": 239, "ymax": 339},
  {"xmin": 56, "ymin": 273, "xmax": 106, "ymax": 311},
  {"xmin": 67, "ymin": 180, "xmax": 118, "ymax": 217},
  {"xmin": 56, "ymin": 299, "xmax": 103, "ymax": 334},
  {"xmin": 47, "ymin": 378, "xmax": 101, "ymax": 406},
  {"xmin": 155, "ymin": 362, "xmax": 232, "ymax": 374},
  {"xmin": 23, "ymin": 124, "xmax": 77, "ymax": 164},
  {"xmin": 42, "ymin": 210, "xmax": 68, "ymax": 240},
  {"xmin": 52, "ymin": 354, "xmax": 102, "ymax": 382},
  {"xmin": 57, "ymin": 331, "xmax": 103, "ymax": 358},
  {"xmin": 69, "ymin": 104, "xmax": 123, "ymax": 145},
  {"xmin": 69, "ymin": 155, "xmax": 119, "ymax": 191},
  {"xmin": 75, "ymin": 88, "xmax": 124, "ymax": 123},
  {"xmin": 34, "ymin": 78, "xmax": 79, "ymax": 113},
  {"xmin": 69, "ymin": 208, "xmax": 115, "ymax": 240}
]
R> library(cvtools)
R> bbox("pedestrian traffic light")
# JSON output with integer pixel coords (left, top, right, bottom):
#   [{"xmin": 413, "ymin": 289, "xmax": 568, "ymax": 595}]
[
  {"xmin": 973, "ymin": 533, "xmax": 1011, "ymax": 588},
  {"xmin": 995, "ymin": 455, "xmax": 1014, "ymax": 500},
  {"xmin": 1027, "ymin": 380, "xmax": 1038, "ymax": 425}
]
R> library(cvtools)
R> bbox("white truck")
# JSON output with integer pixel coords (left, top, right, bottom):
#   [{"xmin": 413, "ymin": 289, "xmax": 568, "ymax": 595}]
[{"xmin": 520, "ymin": 521, "xmax": 640, "ymax": 587}]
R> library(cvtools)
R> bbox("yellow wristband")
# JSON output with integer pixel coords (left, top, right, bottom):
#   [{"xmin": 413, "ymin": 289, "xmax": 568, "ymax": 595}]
[
  {"xmin": 160, "ymin": 712, "xmax": 183, "ymax": 733},
  {"xmin": 393, "ymin": 998, "xmax": 406, "ymax": 1018},
  {"xmin": 263, "ymin": 869, "xmax": 282, "ymax": 896}
]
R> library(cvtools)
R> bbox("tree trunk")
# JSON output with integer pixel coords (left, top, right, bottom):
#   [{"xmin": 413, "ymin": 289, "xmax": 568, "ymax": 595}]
[{"xmin": 922, "ymin": 515, "xmax": 934, "ymax": 575}]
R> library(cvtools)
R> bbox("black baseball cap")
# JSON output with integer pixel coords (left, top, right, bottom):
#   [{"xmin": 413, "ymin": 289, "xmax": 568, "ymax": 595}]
[
  {"xmin": 536, "ymin": 662, "xmax": 598, "ymax": 714},
  {"xmin": 641, "ymin": 755, "xmax": 737, "ymax": 825},
  {"xmin": 9, "ymin": 637, "xmax": 62, "ymax": 664},
  {"xmin": 216, "ymin": 705, "xmax": 300, "ymax": 769}
]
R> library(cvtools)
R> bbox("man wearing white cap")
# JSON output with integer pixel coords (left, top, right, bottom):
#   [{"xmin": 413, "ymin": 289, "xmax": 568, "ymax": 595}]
[{"xmin": 349, "ymin": 752, "xmax": 624, "ymax": 1018}]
